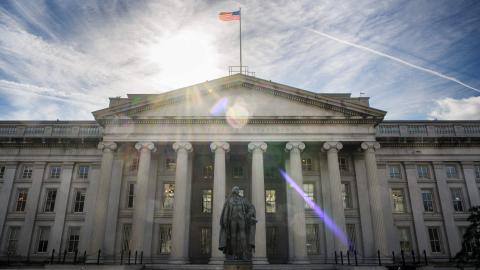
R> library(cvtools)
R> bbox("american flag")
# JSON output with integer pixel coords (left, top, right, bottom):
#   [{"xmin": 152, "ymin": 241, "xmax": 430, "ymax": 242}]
[{"xmin": 218, "ymin": 10, "xmax": 240, "ymax": 21}]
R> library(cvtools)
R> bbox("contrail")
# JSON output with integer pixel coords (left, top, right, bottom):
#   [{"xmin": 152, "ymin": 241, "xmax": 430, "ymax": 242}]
[{"xmin": 306, "ymin": 28, "xmax": 480, "ymax": 94}]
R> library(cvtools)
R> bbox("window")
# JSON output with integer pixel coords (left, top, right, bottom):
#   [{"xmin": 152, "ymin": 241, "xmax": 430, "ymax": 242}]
[
  {"xmin": 421, "ymin": 189, "xmax": 435, "ymax": 213},
  {"xmin": 265, "ymin": 189, "xmax": 276, "ymax": 213},
  {"xmin": 43, "ymin": 189, "xmax": 57, "ymax": 212},
  {"xmin": 49, "ymin": 166, "xmax": 61, "ymax": 178},
  {"xmin": 203, "ymin": 165, "xmax": 213, "ymax": 179},
  {"xmin": 451, "ymin": 188, "xmax": 465, "ymax": 212},
  {"xmin": 165, "ymin": 158, "xmax": 176, "ymax": 170},
  {"xmin": 398, "ymin": 227, "xmax": 412, "ymax": 251},
  {"xmin": 6, "ymin": 227, "xmax": 20, "ymax": 255},
  {"xmin": 391, "ymin": 189, "xmax": 406, "ymax": 213},
  {"xmin": 302, "ymin": 158, "xmax": 312, "ymax": 171},
  {"xmin": 389, "ymin": 165, "xmax": 401, "ymax": 178},
  {"xmin": 475, "ymin": 165, "xmax": 480, "ymax": 179},
  {"xmin": 446, "ymin": 165, "xmax": 459, "ymax": 178},
  {"xmin": 128, "ymin": 157, "xmax": 139, "ymax": 172},
  {"xmin": 15, "ymin": 189, "xmax": 28, "ymax": 212},
  {"xmin": 428, "ymin": 227, "xmax": 442, "ymax": 253},
  {"xmin": 22, "ymin": 165, "xmax": 33, "ymax": 178},
  {"xmin": 306, "ymin": 224, "xmax": 319, "ymax": 254},
  {"xmin": 0, "ymin": 166, "xmax": 5, "ymax": 178},
  {"xmin": 339, "ymin": 157, "xmax": 349, "ymax": 171},
  {"xmin": 159, "ymin": 224, "xmax": 172, "ymax": 254},
  {"xmin": 346, "ymin": 224, "xmax": 357, "ymax": 252},
  {"xmin": 73, "ymin": 189, "xmax": 86, "ymax": 213},
  {"xmin": 233, "ymin": 166, "xmax": 244, "ymax": 178},
  {"xmin": 304, "ymin": 183, "xmax": 315, "ymax": 208},
  {"xmin": 121, "ymin": 224, "xmax": 132, "ymax": 252},
  {"xmin": 67, "ymin": 227, "xmax": 80, "ymax": 252},
  {"xmin": 417, "ymin": 165, "xmax": 430, "ymax": 179},
  {"xmin": 163, "ymin": 183, "xmax": 175, "ymax": 209},
  {"xmin": 78, "ymin": 166, "xmax": 89, "ymax": 179},
  {"xmin": 266, "ymin": 226, "xmax": 278, "ymax": 256},
  {"xmin": 36, "ymin": 227, "xmax": 50, "ymax": 253},
  {"xmin": 202, "ymin": 189, "xmax": 212, "ymax": 213},
  {"xmin": 342, "ymin": 183, "xmax": 352, "ymax": 209},
  {"xmin": 127, "ymin": 183, "xmax": 135, "ymax": 209},
  {"xmin": 200, "ymin": 227, "xmax": 211, "ymax": 255}
]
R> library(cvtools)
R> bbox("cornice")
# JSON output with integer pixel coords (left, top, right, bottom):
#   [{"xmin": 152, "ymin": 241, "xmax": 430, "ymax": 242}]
[{"xmin": 100, "ymin": 118, "xmax": 379, "ymax": 125}]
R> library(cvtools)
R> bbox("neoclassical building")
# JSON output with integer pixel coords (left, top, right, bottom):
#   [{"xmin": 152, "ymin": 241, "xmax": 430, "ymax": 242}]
[{"xmin": 0, "ymin": 74, "xmax": 479, "ymax": 265}]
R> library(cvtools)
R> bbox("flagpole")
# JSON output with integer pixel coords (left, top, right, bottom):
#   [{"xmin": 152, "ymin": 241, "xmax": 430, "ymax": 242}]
[{"xmin": 239, "ymin": 7, "xmax": 242, "ymax": 74}]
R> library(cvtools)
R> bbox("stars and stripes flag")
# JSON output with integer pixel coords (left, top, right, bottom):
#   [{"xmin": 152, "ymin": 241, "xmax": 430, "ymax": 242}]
[{"xmin": 218, "ymin": 10, "xmax": 240, "ymax": 21}]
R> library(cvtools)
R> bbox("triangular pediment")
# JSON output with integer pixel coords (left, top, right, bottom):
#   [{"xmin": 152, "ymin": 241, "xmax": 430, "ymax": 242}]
[{"xmin": 93, "ymin": 74, "xmax": 386, "ymax": 124}]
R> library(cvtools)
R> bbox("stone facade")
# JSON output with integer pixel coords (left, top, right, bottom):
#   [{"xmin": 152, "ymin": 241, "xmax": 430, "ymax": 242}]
[{"xmin": 0, "ymin": 74, "xmax": 479, "ymax": 265}]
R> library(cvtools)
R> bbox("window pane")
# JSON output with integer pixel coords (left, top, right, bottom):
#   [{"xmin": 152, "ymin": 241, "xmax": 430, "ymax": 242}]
[
  {"xmin": 389, "ymin": 165, "xmax": 401, "ymax": 178},
  {"xmin": 22, "ymin": 166, "xmax": 33, "ymax": 178},
  {"xmin": 265, "ymin": 190, "xmax": 276, "ymax": 213},
  {"xmin": 0, "ymin": 166, "xmax": 5, "ymax": 178},
  {"xmin": 163, "ymin": 183, "xmax": 175, "ymax": 209},
  {"xmin": 417, "ymin": 165, "xmax": 430, "ymax": 178},
  {"xmin": 37, "ymin": 227, "xmax": 50, "ymax": 253},
  {"xmin": 339, "ymin": 157, "xmax": 348, "ymax": 171},
  {"xmin": 446, "ymin": 165, "xmax": 458, "ymax": 178},
  {"xmin": 200, "ymin": 227, "xmax": 211, "ymax": 255},
  {"xmin": 302, "ymin": 158, "xmax": 312, "ymax": 171},
  {"xmin": 303, "ymin": 183, "xmax": 315, "ymax": 209},
  {"xmin": 398, "ymin": 227, "xmax": 412, "ymax": 251},
  {"xmin": 159, "ymin": 224, "xmax": 172, "ymax": 254},
  {"xmin": 346, "ymin": 224, "xmax": 357, "ymax": 252},
  {"xmin": 44, "ymin": 189, "xmax": 57, "ymax": 212},
  {"xmin": 50, "ymin": 166, "xmax": 61, "ymax": 178},
  {"xmin": 122, "ymin": 224, "xmax": 132, "ymax": 252},
  {"xmin": 342, "ymin": 183, "xmax": 352, "ymax": 209},
  {"xmin": 127, "ymin": 183, "xmax": 135, "ymax": 209},
  {"xmin": 421, "ymin": 190, "xmax": 434, "ymax": 213},
  {"xmin": 16, "ymin": 189, "xmax": 28, "ymax": 212},
  {"xmin": 428, "ymin": 227, "xmax": 442, "ymax": 253},
  {"xmin": 73, "ymin": 189, "xmax": 86, "ymax": 213},
  {"xmin": 202, "ymin": 189, "xmax": 212, "ymax": 213},
  {"xmin": 392, "ymin": 189, "xmax": 405, "ymax": 212},
  {"xmin": 203, "ymin": 165, "xmax": 213, "ymax": 179},
  {"xmin": 67, "ymin": 227, "xmax": 80, "ymax": 252},
  {"xmin": 7, "ymin": 227, "xmax": 20, "ymax": 255},
  {"xmin": 78, "ymin": 166, "xmax": 89, "ymax": 179},
  {"xmin": 450, "ymin": 188, "xmax": 464, "ymax": 212},
  {"xmin": 266, "ymin": 226, "xmax": 278, "ymax": 256},
  {"xmin": 306, "ymin": 224, "xmax": 319, "ymax": 254}
]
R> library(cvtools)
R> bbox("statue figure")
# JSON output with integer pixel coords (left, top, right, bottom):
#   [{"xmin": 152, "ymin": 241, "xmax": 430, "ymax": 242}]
[{"xmin": 219, "ymin": 186, "xmax": 257, "ymax": 261}]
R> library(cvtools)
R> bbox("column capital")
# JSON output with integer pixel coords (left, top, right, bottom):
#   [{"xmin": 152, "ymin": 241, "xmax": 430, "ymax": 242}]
[
  {"xmin": 98, "ymin": 141, "xmax": 117, "ymax": 152},
  {"xmin": 173, "ymin": 142, "xmax": 193, "ymax": 153},
  {"xmin": 248, "ymin": 142, "xmax": 267, "ymax": 153},
  {"xmin": 285, "ymin": 141, "xmax": 305, "ymax": 152},
  {"xmin": 210, "ymin": 142, "xmax": 230, "ymax": 153},
  {"xmin": 361, "ymin": 141, "xmax": 380, "ymax": 152},
  {"xmin": 322, "ymin": 141, "xmax": 343, "ymax": 152},
  {"xmin": 135, "ymin": 141, "xmax": 157, "ymax": 152}
]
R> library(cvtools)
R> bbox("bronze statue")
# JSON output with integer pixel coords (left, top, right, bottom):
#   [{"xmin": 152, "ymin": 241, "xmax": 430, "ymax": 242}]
[{"xmin": 219, "ymin": 186, "xmax": 257, "ymax": 261}]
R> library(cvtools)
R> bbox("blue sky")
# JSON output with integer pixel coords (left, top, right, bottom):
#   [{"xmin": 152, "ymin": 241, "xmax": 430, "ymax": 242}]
[{"xmin": 0, "ymin": 0, "xmax": 479, "ymax": 120}]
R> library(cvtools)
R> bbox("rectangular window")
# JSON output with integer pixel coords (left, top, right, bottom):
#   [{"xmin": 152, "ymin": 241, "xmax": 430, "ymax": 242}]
[
  {"xmin": 200, "ymin": 227, "xmax": 211, "ymax": 255},
  {"xmin": 122, "ymin": 224, "xmax": 132, "ymax": 252},
  {"xmin": 446, "ymin": 165, "xmax": 459, "ymax": 178},
  {"xmin": 49, "ymin": 166, "xmax": 61, "ymax": 179},
  {"xmin": 162, "ymin": 183, "xmax": 175, "ymax": 209},
  {"xmin": 73, "ymin": 189, "xmax": 86, "ymax": 213},
  {"xmin": 265, "ymin": 189, "xmax": 276, "ymax": 213},
  {"xmin": 128, "ymin": 157, "xmax": 139, "ymax": 172},
  {"xmin": 398, "ymin": 227, "xmax": 412, "ymax": 251},
  {"xmin": 421, "ymin": 189, "xmax": 435, "ymax": 213},
  {"xmin": 302, "ymin": 158, "xmax": 312, "ymax": 171},
  {"xmin": 78, "ymin": 166, "xmax": 89, "ymax": 179},
  {"xmin": 67, "ymin": 227, "xmax": 80, "ymax": 252},
  {"xmin": 165, "ymin": 158, "xmax": 176, "ymax": 170},
  {"xmin": 159, "ymin": 224, "xmax": 172, "ymax": 254},
  {"xmin": 15, "ymin": 189, "xmax": 28, "ymax": 212},
  {"xmin": 127, "ymin": 183, "xmax": 135, "ymax": 209},
  {"xmin": 233, "ymin": 166, "xmax": 244, "ymax": 178},
  {"xmin": 304, "ymin": 183, "xmax": 315, "ymax": 209},
  {"xmin": 339, "ymin": 157, "xmax": 349, "ymax": 171},
  {"xmin": 202, "ymin": 189, "xmax": 212, "ymax": 213},
  {"xmin": 417, "ymin": 165, "xmax": 430, "ymax": 179},
  {"xmin": 22, "ymin": 165, "xmax": 33, "ymax": 178},
  {"xmin": 428, "ymin": 227, "xmax": 442, "ymax": 253},
  {"xmin": 0, "ymin": 166, "xmax": 5, "ymax": 178},
  {"xmin": 451, "ymin": 188, "xmax": 465, "ymax": 212},
  {"xmin": 306, "ymin": 224, "xmax": 319, "ymax": 254},
  {"xmin": 203, "ymin": 165, "xmax": 213, "ymax": 179},
  {"xmin": 475, "ymin": 165, "xmax": 480, "ymax": 179},
  {"xmin": 36, "ymin": 227, "xmax": 50, "ymax": 253},
  {"xmin": 392, "ymin": 189, "xmax": 406, "ymax": 213},
  {"xmin": 389, "ymin": 165, "xmax": 401, "ymax": 178},
  {"xmin": 342, "ymin": 183, "xmax": 352, "ymax": 209},
  {"xmin": 346, "ymin": 224, "xmax": 357, "ymax": 252},
  {"xmin": 43, "ymin": 189, "xmax": 57, "ymax": 212},
  {"xmin": 266, "ymin": 226, "xmax": 278, "ymax": 256},
  {"xmin": 6, "ymin": 227, "xmax": 20, "ymax": 255}
]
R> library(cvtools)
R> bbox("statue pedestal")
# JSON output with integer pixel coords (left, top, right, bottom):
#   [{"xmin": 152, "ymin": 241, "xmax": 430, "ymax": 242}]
[{"xmin": 224, "ymin": 260, "xmax": 252, "ymax": 270}]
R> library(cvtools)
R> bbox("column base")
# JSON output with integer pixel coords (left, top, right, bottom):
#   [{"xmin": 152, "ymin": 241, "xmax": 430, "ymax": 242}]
[
  {"xmin": 168, "ymin": 257, "xmax": 189, "ymax": 264},
  {"xmin": 209, "ymin": 257, "xmax": 225, "ymax": 265},
  {"xmin": 290, "ymin": 258, "xmax": 310, "ymax": 264},
  {"xmin": 252, "ymin": 257, "xmax": 269, "ymax": 264}
]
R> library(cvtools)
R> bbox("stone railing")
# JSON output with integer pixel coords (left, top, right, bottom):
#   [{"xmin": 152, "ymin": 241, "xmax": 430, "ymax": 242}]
[
  {"xmin": 376, "ymin": 121, "xmax": 480, "ymax": 137},
  {"xmin": 0, "ymin": 121, "xmax": 102, "ymax": 138}
]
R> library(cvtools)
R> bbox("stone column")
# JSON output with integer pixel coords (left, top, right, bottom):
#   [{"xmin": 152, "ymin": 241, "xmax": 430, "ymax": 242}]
[
  {"xmin": 248, "ymin": 142, "xmax": 268, "ymax": 264},
  {"xmin": 170, "ymin": 142, "xmax": 193, "ymax": 264},
  {"xmin": 50, "ymin": 162, "xmax": 74, "ymax": 253},
  {"xmin": 104, "ymin": 159, "xmax": 124, "ymax": 255},
  {"xmin": 360, "ymin": 142, "xmax": 388, "ymax": 254},
  {"xmin": 90, "ymin": 142, "xmax": 117, "ymax": 253},
  {"xmin": 210, "ymin": 142, "xmax": 230, "ymax": 264},
  {"xmin": 0, "ymin": 162, "xmax": 17, "ymax": 243},
  {"xmin": 285, "ymin": 142, "xmax": 308, "ymax": 264},
  {"xmin": 433, "ymin": 162, "xmax": 461, "ymax": 255},
  {"xmin": 462, "ymin": 162, "xmax": 480, "ymax": 207},
  {"xmin": 132, "ymin": 142, "xmax": 156, "ymax": 253},
  {"xmin": 322, "ymin": 141, "xmax": 347, "ymax": 252}
]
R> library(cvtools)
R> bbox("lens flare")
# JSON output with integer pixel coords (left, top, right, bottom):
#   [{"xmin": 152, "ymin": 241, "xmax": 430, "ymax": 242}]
[
  {"xmin": 226, "ymin": 102, "xmax": 249, "ymax": 129},
  {"xmin": 279, "ymin": 169, "xmax": 350, "ymax": 246},
  {"xmin": 210, "ymin": 97, "xmax": 228, "ymax": 116}
]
